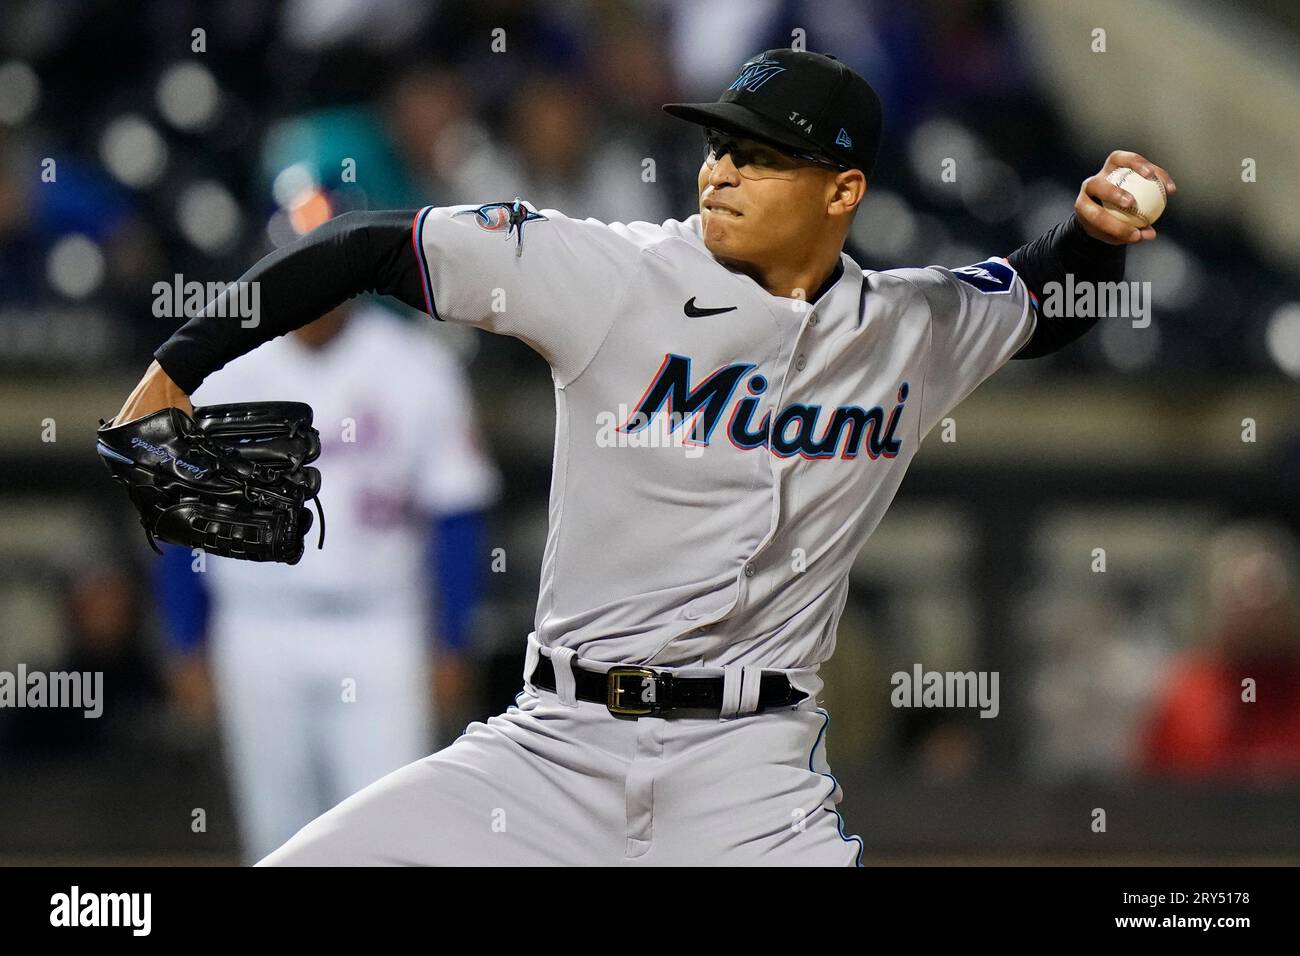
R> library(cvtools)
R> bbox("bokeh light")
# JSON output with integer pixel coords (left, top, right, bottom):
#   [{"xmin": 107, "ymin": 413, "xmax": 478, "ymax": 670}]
[
  {"xmin": 0, "ymin": 60, "xmax": 40, "ymax": 126},
  {"xmin": 99, "ymin": 114, "xmax": 168, "ymax": 188},
  {"xmin": 1264, "ymin": 302, "xmax": 1300, "ymax": 378},
  {"xmin": 45, "ymin": 234, "xmax": 105, "ymax": 299},
  {"xmin": 156, "ymin": 62, "xmax": 222, "ymax": 132},
  {"xmin": 176, "ymin": 180, "xmax": 242, "ymax": 254}
]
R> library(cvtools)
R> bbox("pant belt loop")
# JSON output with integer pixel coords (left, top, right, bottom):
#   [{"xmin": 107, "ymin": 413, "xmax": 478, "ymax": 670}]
[
  {"xmin": 522, "ymin": 633, "xmax": 542, "ymax": 695},
  {"xmin": 719, "ymin": 664, "xmax": 743, "ymax": 720},
  {"xmin": 550, "ymin": 647, "xmax": 579, "ymax": 707},
  {"xmin": 738, "ymin": 665, "xmax": 764, "ymax": 716}
]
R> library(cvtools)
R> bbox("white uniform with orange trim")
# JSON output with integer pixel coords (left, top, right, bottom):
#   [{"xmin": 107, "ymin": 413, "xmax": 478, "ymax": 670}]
[
  {"xmin": 191, "ymin": 305, "xmax": 501, "ymax": 861},
  {"xmin": 261, "ymin": 201, "xmax": 1035, "ymax": 866}
]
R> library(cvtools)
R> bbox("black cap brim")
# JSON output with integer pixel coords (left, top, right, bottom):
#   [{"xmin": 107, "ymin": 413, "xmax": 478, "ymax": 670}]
[{"xmin": 662, "ymin": 101, "xmax": 825, "ymax": 160}]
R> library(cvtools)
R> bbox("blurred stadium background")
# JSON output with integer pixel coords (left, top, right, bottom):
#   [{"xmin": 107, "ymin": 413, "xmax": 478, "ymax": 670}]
[{"xmin": 2, "ymin": 0, "xmax": 1299, "ymax": 864}]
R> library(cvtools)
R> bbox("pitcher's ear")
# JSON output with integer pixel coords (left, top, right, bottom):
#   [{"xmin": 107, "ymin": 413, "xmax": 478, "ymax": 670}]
[{"xmin": 831, "ymin": 168, "xmax": 867, "ymax": 215}]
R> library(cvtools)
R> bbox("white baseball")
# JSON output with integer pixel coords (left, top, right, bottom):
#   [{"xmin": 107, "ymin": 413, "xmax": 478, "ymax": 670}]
[{"xmin": 1102, "ymin": 167, "xmax": 1167, "ymax": 228}]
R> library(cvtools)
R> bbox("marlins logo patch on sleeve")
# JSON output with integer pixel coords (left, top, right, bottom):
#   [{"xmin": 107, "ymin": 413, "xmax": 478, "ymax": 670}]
[
  {"xmin": 454, "ymin": 199, "xmax": 548, "ymax": 256},
  {"xmin": 950, "ymin": 258, "xmax": 1017, "ymax": 295}
]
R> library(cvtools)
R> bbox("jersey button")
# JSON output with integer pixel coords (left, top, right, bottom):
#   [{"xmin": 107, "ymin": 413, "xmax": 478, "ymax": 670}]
[
  {"xmin": 808, "ymin": 315, "xmax": 819, "ymax": 327},
  {"xmin": 795, "ymin": 355, "xmax": 807, "ymax": 371},
  {"xmin": 744, "ymin": 563, "xmax": 756, "ymax": 577}
]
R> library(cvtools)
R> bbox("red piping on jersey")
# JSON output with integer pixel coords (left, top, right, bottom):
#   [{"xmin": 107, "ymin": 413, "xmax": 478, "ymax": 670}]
[{"xmin": 411, "ymin": 206, "xmax": 440, "ymax": 320}]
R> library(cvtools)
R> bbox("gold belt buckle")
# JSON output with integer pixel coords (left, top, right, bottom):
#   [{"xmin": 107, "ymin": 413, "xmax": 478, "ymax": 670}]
[{"xmin": 606, "ymin": 666, "xmax": 659, "ymax": 718}]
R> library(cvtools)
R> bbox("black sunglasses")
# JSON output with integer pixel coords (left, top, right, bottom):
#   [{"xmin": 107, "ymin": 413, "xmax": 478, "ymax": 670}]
[{"xmin": 703, "ymin": 128, "xmax": 847, "ymax": 173}]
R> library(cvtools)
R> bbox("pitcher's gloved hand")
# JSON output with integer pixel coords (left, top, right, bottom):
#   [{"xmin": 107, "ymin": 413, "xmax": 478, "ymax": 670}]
[{"xmin": 96, "ymin": 401, "xmax": 324, "ymax": 564}]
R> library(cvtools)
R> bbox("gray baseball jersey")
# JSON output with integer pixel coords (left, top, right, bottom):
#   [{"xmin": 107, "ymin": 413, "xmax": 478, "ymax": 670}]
[
  {"xmin": 260, "ymin": 199, "xmax": 1036, "ymax": 867},
  {"xmin": 411, "ymin": 201, "xmax": 1035, "ymax": 670}
]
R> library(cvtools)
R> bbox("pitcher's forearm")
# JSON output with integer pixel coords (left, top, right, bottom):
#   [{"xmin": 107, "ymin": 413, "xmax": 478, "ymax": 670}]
[
  {"xmin": 114, "ymin": 360, "xmax": 194, "ymax": 425},
  {"xmin": 154, "ymin": 209, "xmax": 425, "ymax": 393},
  {"xmin": 1007, "ymin": 214, "xmax": 1127, "ymax": 360}
]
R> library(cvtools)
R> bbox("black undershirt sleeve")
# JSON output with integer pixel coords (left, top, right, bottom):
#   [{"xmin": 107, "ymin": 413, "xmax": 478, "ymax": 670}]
[
  {"xmin": 1006, "ymin": 213, "xmax": 1128, "ymax": 359},
  {"xmin": 154, "ymin": 209, "xmax": 425, "ymax": 394}
]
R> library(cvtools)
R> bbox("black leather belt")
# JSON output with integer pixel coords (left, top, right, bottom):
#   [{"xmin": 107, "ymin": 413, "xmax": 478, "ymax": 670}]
[{"xmin": 528, "ymin": 654, "xmax": 808, "ymax": 719}]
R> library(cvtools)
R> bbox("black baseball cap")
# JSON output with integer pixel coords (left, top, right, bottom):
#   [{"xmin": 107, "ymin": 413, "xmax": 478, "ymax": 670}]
[{"xmin": 664, "ymin": 49, "xmax": 883, "ymax": 180}]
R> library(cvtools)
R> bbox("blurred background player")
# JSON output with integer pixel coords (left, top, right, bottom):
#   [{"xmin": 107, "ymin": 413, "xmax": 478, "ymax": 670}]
[
  {"xmin": 152, "ymin": 129, "xmax": 502, "ymax": 857},
  {"xmin": 155, "ymin": 291, "xmax": 501, "ymax": 861}
]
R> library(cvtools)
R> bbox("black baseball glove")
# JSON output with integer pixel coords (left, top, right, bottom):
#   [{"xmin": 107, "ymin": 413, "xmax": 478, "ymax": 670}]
[{"xmin": 96, "ymin": 401, "xmax": 325, "ymax": 564}]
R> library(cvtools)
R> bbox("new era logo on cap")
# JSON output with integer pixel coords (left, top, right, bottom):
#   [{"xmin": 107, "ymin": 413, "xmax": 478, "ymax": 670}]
[{"xmin": 835, "ymin": 128, "xmax": 853, "ymax": 149}]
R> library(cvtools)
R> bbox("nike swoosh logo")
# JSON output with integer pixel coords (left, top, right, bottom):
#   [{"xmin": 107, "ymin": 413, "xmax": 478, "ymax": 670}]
[{"xmin": 684, "ymin": 297, "xmax": 737, "ymax": 317}]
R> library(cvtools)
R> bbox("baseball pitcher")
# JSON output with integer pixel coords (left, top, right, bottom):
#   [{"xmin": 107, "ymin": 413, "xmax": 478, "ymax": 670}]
[{"xmin": 100, "ymin": 49, "xmax": 1176, "ymax": 865}]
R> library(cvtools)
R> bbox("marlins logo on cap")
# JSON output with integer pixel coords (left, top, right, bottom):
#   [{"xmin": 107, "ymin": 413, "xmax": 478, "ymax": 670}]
[{"xmin": 727, "ymin": 58, "xmax": 786, "ymax": 93}]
